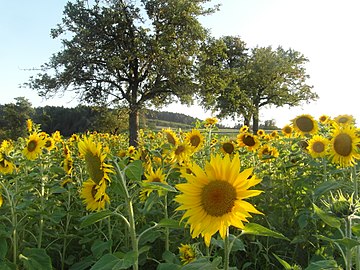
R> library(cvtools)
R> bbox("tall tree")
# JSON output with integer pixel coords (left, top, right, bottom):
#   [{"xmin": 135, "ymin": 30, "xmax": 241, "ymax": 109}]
[
  {"xmin": 198, "ymin": 36, "xmax": 318, "ymax": 132},
  {"xmin": 26, "ymin": 0, "xmax": 217, "ymax": 146}
]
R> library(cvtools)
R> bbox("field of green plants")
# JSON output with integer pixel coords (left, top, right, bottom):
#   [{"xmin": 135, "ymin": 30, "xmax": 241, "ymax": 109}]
[{"xmin": 1, "ymin": 114, "xmax": 360, "ymax": 270}]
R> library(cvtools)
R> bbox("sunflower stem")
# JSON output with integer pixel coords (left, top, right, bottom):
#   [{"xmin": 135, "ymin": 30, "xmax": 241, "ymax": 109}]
[
  {"xmin": 224, "ymin": 228, "xmax": 230, "ymax": 270},
  {"xmin": 164, "ymin": 193, "xmax": 170, "ymax": 252}
]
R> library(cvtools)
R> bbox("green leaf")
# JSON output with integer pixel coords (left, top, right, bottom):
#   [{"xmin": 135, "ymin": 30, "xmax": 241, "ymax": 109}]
[
  {"xmin": 305, "ymin": 259, "xmax": 339, "ymax": 270},
  {"xmin": 240, "ymin": 223, "xmax": 290, "ymax": 241},
  {"xmin": 19, "ymin": 248, "xmax": 52, "ymax": 270},
  {"xmin": 90, "ymin": 254, "xmax": 125, "ymax": 270},
  {"xmin": 352, "ymin": 223, "xmax": 360, "ymax": 237},
  {"xmin": 69, "ymin": 256, "xmax": 94, "ymax": 270},
  {"xmin": 125, "ymin": 160, "xmax": 143, "ymax": 182},
  {"xmin": 272, "ymin": 253, "xmax": 292, "ymax": 270},
  {"xmin": 91, "ymin": 239, "xmax": 113, "ymax": 259},
  {"xmin": 141, "ymin": 182, "xmax": 177, "ymax": 192},
  {"xmin": 0, "ymin": 238, "xmax": 8, "ymax": 259},
  {"xmin": 334, "ymin": 237, "xmax": 360, "ymax": 250},
  {"xmin": 313, "ymin": 181, "xmax": 341, "ymax": 199},
  {"xmin": 157, "ymin": 263, "xmax": 181, "ymax": 270},
  {"xmin": 313, "ymin": 204, "xmax": 341, "ymax": 229},
  {"xmin": 162, "ymin": 250, "xmax": 178, "ymax": 264},
  {"xmin": 157, "ymin": 218, "xmax": 186, "ymax": 229},
  {"xmin": 0, "ymin": 260, "xmax": 16, "ymax": 270},
  {"xmin": 182, "ymin": 258, "xmax": 219, "ymax": 269},
  {"xmin": 80, "ymin": 210, "xmax": 112, "ymax": 228}
]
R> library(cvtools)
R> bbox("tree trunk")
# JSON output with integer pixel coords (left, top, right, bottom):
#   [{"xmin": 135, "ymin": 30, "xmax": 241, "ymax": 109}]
[
  {"xmin": 252, "ymin": 105, "xmax": 260, "ymax": 134},
  {"xmin": 128, "ymin": 106, "xmax": 139, "ymax": 147}
]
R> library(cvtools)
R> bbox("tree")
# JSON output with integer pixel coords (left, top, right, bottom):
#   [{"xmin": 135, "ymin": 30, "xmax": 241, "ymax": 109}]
[
  {"xmin": 0, "ymin": 97, "xmax": 34, "ymax": 140},
  {"xmin": 26, "ymin": 0, "xmax": 217, "ymax": 146},
  {"xmin": 198, "ymin": 36, "xmax": 318, "ymax": 132}
]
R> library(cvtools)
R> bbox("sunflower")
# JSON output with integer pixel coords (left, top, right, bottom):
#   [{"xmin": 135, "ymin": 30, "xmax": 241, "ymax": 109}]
[
  {"xmin": 140, "ymin": 167, "xmax": 167, "ymax": 201},
  {"xmin": 257, "ymin": 129, "xmax": 266, "ymax": 138},
  {"xmin": 23, "ymin": 132, "xmax": 46, "ymax": 160},
  {"xmin": 80, "ymin": 179, "xmax": 110, "ymax": 211},
  {"xmin": 204, "ymin": 117, "xmax": 219, "ymax": 128},
  {"xmin": 52, "ymin": 130, "xmax": 62, "ymax": 142},
  {"xmin": 319, "ymin": 115, "xmax": 331, "ymax": 125},
  {"xmin": 170, "ymin": 142, "xmax": 193, "ymax": 163},
  {"xmin": 44, "ymin": 137, "xmax": 56, "ymax": 151},
  {"xmin": 307, "ymin": 135, "xmax": 330, "ymax": 158},
  {"xmin": 239, "ymin": 125, "xmax": 249, "ymax": 133},
  {"xmin": 163, "ymin": 128, "xmax": 179, "ymax": 146},
  {"xmin": 26, "ymin": 119, "xmax": 33, "ymax": 133},
  {"xmin": 78, "ymin": 136, "xmax": 114, "ymax": 185},
  {"xmin": 63, "ymin": 155, "xmax": 74, "ymax": 175},
  {"xmin": 270, "ymin": 130, "xmax": 279, "ymax": 139},
  {"xmin": 184, "ymin": 129, "xmax": 204, "ymax": 152},
  {"xmin": 178, "ymin": 244, "xmax": 196, "ymax": 265},
  {"xmin": 281, "ymin": 124, "xmax": 293, "ymax": 137},
  {"xmin": 258, "ymin": 144, "xmax": 279, "ymax": 162},
  {"xmin": 328, "ymin": 124, "xmax": 360, "ymax": 167},
  {"xmin": 0, "ymin": 141, "xmax": 15, "ymax": 174},
  {"xmin": 292, "ymin": 114, "xmax": 318, "ymax": 136},
  {"xmin": 333, "ymin": 114, "xmax": 355, "ymax": 126},
  {"xmin": 175, "ymin": 154, "xmax": 262, "ymax": 246},
  {"xmin": 220, "ymin": 140, "xmax": 237, "ymax": 155},
  {"xmin": 236, "ymin": 133, "xmax": 260, "ymax": 152}
]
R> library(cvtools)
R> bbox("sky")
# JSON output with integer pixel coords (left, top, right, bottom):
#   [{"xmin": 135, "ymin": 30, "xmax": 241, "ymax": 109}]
[{"xmin": 1, "ymin": 0, "xmax": 359, "ymax": 128}]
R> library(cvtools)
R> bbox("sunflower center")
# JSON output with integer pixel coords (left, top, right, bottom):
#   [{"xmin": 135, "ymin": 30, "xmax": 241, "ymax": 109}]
[
  {"xmin": 201, "ymin": 180, "xmax": 237, "ymax": 217},
  {"xmin": 152, "ymin": 177, "xmax": 161, "ymax": 182},
  {"xmin": 283, "ymin": 126, "xmax": 292, "ymax": 134},
  {"xmin": 27, "ymin": 140, "xmax": 38, "ymax": 152},
  {"xmin": 296, "ymin": 117, "xmax": 314, "ymax": 132},
  {"xmin": 190, "ymin": 135, "xmax": 201, "ymax": 147},
  {"xmin": 338, "ymin": 117, "xmax": 349, "ymax": 124},
  {"xmin": 166, "ymin": 133, "xmax": 176, "ymax": 145},
  {"xmin": 222, "ymin": 142, "xmax": 235, "ymax": 154},
  {"xmin": 243, "ymin": 135, "xmax": 255, "ymax": 147},
  {"xmin": 85, "ymin": 153, "xmax": 104, "ymax": 184},
  {"xmin": 175, "ymin": 145, "xmax": 185, "ymax": 155},
  {"xmin": 45, "ymin": 140, "xmax": 52, "ymax": 148},
  {"xmin": 334, "ymin": 133, "xmax": 352, "ymax": 157},
  {"xmin": 312, "ymin": 141, "xmax": 325, "ymax": 153}
]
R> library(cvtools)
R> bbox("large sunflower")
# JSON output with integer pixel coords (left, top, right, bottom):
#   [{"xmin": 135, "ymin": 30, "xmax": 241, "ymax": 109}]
[
  {"xmin": 328, "ymin": 124, "xmax": 360, "ymax": 167},
  {"xmin": 307, "ymin": 135, "xmax": 329, "ymax": 158},
  {"xmin": 22, "ymin": 132, "xmax": 46, "ymax": 160},
  {"xmin": 175, "ymin": 154, "xmax": 262, "ymax": 246},
  {"xmin": 80, "ymin": 179, "xmax": 110, "ymax": 211},
  {"xmin": 292, "ymin": 114, "xmax": 318, "ymax": 136},
  {"xmin": 78, "ymin": 136, "xmax": 113, "ymax": 185}
]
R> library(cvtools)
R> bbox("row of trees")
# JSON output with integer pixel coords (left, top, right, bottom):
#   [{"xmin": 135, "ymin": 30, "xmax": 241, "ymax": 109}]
[{"xmin": 26, "ymin": 0, "xmax": 318, "ymax": 146}]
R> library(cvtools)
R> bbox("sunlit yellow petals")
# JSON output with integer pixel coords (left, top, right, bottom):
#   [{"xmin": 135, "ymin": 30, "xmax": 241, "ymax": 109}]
[
  {"xmin": 175, "ymin": 154, "xmax": 262, "ymax": 246},
  {"xmin": 22, "ymin": 132, "xmax": 46, "ymax": 160},
  {"xmin": 237, "ymin": 200, "xmax": 263, "ymax": 215}
]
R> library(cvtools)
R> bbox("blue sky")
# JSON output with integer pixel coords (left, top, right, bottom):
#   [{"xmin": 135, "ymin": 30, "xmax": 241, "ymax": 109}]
[{"xmin": 1, "ymin": 0, "xmax": 360, "ymax": 127}]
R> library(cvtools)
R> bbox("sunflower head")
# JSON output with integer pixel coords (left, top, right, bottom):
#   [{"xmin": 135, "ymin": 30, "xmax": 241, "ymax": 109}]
[
  {"xmin": 175, "ymin": 154, "xmax": 262, "ymax": 246},
  {"xmin": 170, "ymin": 142, "xmax": 193, "ymax": 163},
  {"xmin": 220, "ymin": 140, "xmax": 237, "ymax": 155},
  {"xmin": 292, "ymin": 114, "xmax": 318, "ymax": 136},
  {"xmin": 239, "ymin": 125, "xmax": 249, "ymax": 133},
  {"xmin": 258, "ymin": 144, "xmax": 279, "ymax": 162},
  {"xmin": 178, "ymin": 244, "xmax": 196, "ymax": 265},
  {"xmin": 22, "ymin": 132, "xmax": 46, "ymax": 160},
  {"xmin": 204, "ymin": 117, "xmax": 219, "ymax": 128},
  {"xmin": 163, "ymin": 128, "xmax": 179, "ymax": 146},
  {"xmin": 319, "ymin": 115, "xmax": 331, "ymax": 125},
  {"xmin": 185, "ymin": 129, "xmax": 204, "ymax": 152},
  {"xmin": 328, "ymin": 124, "xmax": 360, "ymax": 167},
  {"xmin": 236, "ymin": 133, "xmax": 260, "ymax": 151},
  {"xmin": 333, "ymin": 114, "xmax": 355, "ymax": 126},
  {"xmin": 307, "ymin": 135, "xmax": 329, "ymax": 158},
  {"xmin": 282, "ymin": 125, "xmax": 293, "ymax": 137},
  {"xmin": 80, "ymin": 179, "xmax": 110, "ymax": 211}
]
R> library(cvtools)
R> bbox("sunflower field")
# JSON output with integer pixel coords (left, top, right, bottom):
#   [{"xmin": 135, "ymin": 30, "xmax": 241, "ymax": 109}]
[{"xmin": 1, "ymin": 114, "xmax": 360, "ymax": 270}]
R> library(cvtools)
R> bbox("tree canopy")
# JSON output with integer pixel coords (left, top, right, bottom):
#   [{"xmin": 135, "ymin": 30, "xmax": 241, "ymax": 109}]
[
  {"xmin": 26, "ymin": 0, "xmax": 217, "ymax": 146},
  {"xmin": 198, "ymin": 36, "xmax": 318, "ymax": 132}
]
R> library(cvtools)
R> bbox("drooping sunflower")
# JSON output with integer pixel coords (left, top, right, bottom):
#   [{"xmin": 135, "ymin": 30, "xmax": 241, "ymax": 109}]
[
  {"xmin": 178, "ymin": 244, "xmax": 196, "ymax": 265},
  {"xmin": 258, "ymin": 144, "xmax": 279, "ymax": 162},
  {"xmin": 292, "ymin": 114, "xmax": 318, "ymax": 136},
  {"xmin": 281, "ymin": 124, "xmax": 293, "ymax": 137},
  {"xmin": 175, "ymin": 154, "xmax": 262, "ymax": 246},
  {"xmin": 22, "ymin": 132, "xmax": 46, "ymax": 160},
  {"xmin": 0, "ymin": 141, "xmax": 15, "ymax": 174},
  {"xmin": 333, "ymin": 114, "xmax": 355, "ymax": 126},
  {"xmin": 328, "ymin": 124, "xmax": 360, "ymax": 167},
  {"xmin": 307, "ymin": 135, "xmax": 330, "ymax": 158},
  {"xmin": 204, "ymin": 117, "xmax": 219, "ymax": 128},
  {"xmin": 236, "ymin": 133, "xmax": 260, "ymax": 152},
  {"xmin": 184, "ymin": 129, "xmax": 204, "ymax": 152},
  {"xmin": 319, "ymin": 114, "xmax": 331, "ymax": 125},
  {"xmin": 163, "ymin": 128, "xmax": 179, "ymax": 146},
  {"xmin": 80, "ymin": 179, "xmax": 110, "ymax": 211},
  {"xmin": 140, "ymin": 167, "xmax": 167, "ymax": 201},
  {"xmin": 170, "ymin": 142, "xmax": 193, "ymax": 163},
  {"xmin": 63, "ymin": 155, "xmax": 74, "ymax": 175},
  {"xmin": 78, "ymin": 136, "xmax": 114, "ymax": 186}
]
